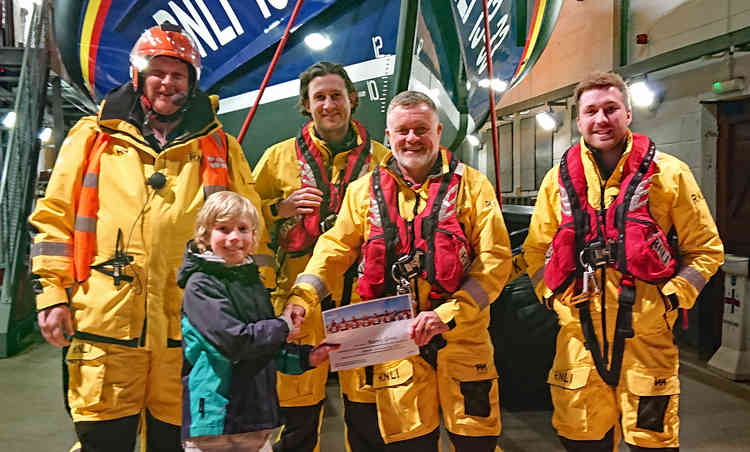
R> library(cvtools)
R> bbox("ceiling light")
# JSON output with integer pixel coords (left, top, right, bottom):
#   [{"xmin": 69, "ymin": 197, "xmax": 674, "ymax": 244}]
[
  {"xmin": 304, "ymin": 33, "xmax": 332, "ymax": 50},
  {"xmin": 478, "ymin": 78, "xmax": 508, "ymax": 92},
  {"xmin": 629, "ymin": 80, "xmax": 655, "ymax": 108},
  {"xmin": 466, "ymin": 134, "xmax": 480, "ymax": 146},
  {"xmin": 2, "ymin": 112, "xmax": 16, "ymax": 128},
  {"xmin": 18, "ymin": 0, "xmax": 42, "ymax": 11},
  {"xmin": 536, "ymin": 111, "xmax": 558, "ymax": 131}
]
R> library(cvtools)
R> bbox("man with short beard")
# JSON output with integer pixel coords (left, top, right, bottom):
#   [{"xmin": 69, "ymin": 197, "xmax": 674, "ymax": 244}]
[{"xmin": 287, "ymin": 91, "xmax": 512, "ymax": 452}]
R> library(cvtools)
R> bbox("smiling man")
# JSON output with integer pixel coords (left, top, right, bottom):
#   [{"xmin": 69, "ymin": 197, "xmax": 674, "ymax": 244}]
[
  {"xmin": 29, "ymin": 22, "xmax": 274, "ymax": 452},
  {"xmin": 252, "ymin": 61, "xmax": 388, "ymax": 452},
  {"xmin": 523, "ymin": 71, "xmax": 724, "ymax": 451},
  {"xmin": 286, "ymin": 91, "xmax": 512, "ymax": 451}
]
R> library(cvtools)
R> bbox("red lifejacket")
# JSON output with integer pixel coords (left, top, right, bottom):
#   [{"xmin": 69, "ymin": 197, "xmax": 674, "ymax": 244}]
[
  {"xmin": 357, "ymin": 151, "xmax": 472, "ymax": 304},
  {"xmin": 73, "ymin": 128, "xmax": 229, "ymax": 282},
  {"xmin": 279, "ymin": 120, "xmax": 372, "ymax": 254},
  {"xmin": 544, "ymin": 133, "xmax": 678, "ymax": 293}
]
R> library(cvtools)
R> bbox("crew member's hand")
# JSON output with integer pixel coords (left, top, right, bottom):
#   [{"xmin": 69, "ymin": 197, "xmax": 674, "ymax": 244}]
[
  {"xmin": 37, "ymin": 304, "xmax": 74, "ymax": 347},
  {"xmin": 278, "ymin": 187, "xmax": 323, "ymax": 218},
  {"xmin": 286, "ymin": 322, "xmax": 301, "ymax": 341},
  {"xmin": 309, "ymin": 342, "xmax": 341, "ymax": 366},
  {"xmin": 409, "ymin": 311, "xmax": 449, "ymax": 347},
  {"xmin": 283, "ymin": 303, "xmax": 306, "ymax": 329}
]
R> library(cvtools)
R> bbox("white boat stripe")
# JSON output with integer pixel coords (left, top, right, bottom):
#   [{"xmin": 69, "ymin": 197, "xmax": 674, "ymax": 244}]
[{"xmin": 218, "ymin": 55, "xmax": 396, "ymax": 114}]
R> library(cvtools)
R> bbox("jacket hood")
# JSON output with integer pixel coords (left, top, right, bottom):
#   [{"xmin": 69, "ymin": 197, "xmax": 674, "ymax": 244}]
[{"xmin": 177, "ymin": 241, "xmax": 259, "ymax": 289}]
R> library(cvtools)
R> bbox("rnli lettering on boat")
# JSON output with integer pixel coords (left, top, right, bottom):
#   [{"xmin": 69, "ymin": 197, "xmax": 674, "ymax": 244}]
[
  {"xmin": 151, "ymin": 0, "xmax": 290, "ymax": 58},
  {"xmin": 454, "ymin": 0, "xmax": 511, "ymax": 76}
]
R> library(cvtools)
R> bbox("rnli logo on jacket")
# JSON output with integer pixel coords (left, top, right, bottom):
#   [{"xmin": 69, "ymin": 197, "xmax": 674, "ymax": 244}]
[
  {"xmin": 377, "ymin": 368, "xmax": 400, "ymax": 382},
  {"xmin": 553, "ymin": 371, "xmax": 572, "ymax": 384},
  {"xmin": 71, "ymin": 343, "xmax": 87, "ymax": 355},
  {"xmin": 649, "ymin": 233, "xmax": 672, "ymax": 267}
]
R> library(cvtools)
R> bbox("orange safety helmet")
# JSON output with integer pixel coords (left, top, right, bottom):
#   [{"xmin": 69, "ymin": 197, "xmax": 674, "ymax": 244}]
[{"xmin": 129, "ymin": 22, "xmax": 202, "ymax": 92}]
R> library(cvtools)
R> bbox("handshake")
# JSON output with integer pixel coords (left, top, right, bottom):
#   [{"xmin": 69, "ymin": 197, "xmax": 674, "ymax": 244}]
[
  {"xmin": 281, "ymin": 302, "xmax": 307, "ymax": 340},
  {"xmin": 280, "ymin": 302, "xmax": 339, "ymax": 367}
]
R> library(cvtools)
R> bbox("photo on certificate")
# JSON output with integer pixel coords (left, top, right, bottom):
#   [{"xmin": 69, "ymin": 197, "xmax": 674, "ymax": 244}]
[{"xmin": 322, "ymin": 294, "xmax": 419, "ymax": 372}]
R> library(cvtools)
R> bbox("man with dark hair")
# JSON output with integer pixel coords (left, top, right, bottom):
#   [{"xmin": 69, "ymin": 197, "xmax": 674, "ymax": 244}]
[
  {"xmin": 29, "ymin": 23, "xmax": 274, "ymax": 451},
  {"xmin": 524, "ymin": 71, "xmax": 724, "ymax": 451},
  {"xmin": 252, "ymin": 61, "xmax": 388, "ymax": 452},
  {"xmin": 287, "ymin": 90, "xmax": 512, "ymax": 451}
]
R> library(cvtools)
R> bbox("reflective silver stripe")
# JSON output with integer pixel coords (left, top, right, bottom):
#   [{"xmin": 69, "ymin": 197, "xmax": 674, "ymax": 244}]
[
  {"xmin": 531, "ymin": 265, "xmax": 545, "ymax": 287},
  {"xmin": 82, "ymin": 173, "xmax": 98, "ymax": 188},
  {"xmin": 294, "ymin": 274, "xmax": 330, "ymax": 300},
  {"xmin": 31, "ymin": 242, "xmax": 73, "ymax": 258},
  {"xmin": 677, "ymin": 266, "xmax": 707, "ymax": 292},
  {"xmin": 207, "ymin": 155, "xmax": 227, "ymax": 169},
  {"xmin": 74, "ymin": 216, "xmax": 96, "ymax": 233},
  {"xmin": 203, "ymin": 185, "xmax": 227, "ymax": 197},
  {"xmin": 460, "ymin": 277, "xmax": 490, "ymax": 310},
  {"xmin": 251, "ymin": 253, "xmax": 275, "ymax": 268},
  {"xmin": 209, "ymin": 131, "xmax": 224, "ymax": 150}
]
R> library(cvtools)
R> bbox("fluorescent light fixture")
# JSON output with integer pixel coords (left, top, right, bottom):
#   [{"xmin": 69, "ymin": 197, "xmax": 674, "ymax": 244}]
[
  {"xmin": 466, "ymin": 134, "xmax": 480, "ymax": 146},
  {"xmin": 478, "ymin": 78, "xmax": 508, "ymax": 92},
  {"xmin": 536, "ymin": 111, "xmax": 557, "ymax": 131},
  {"xmin": 2, "ymin": 112, "xmax": 16, "ymax": 128},
  {"xmin": 629, "ymin": 81, "xmax": 655, "ymax": 108},
  {"xmin": 304, "ymin": 33, "xmax": 332, "ymax": 50},
  {"xmin": 18, "ymin": 0, "xmax": 42, "ymax": 10},
  {"xmin": 466, "ymin": 80, "xmax": 472, "ymax": 91},
  {"xmin": 39, "ymin": 127, "xmax": 52, "ymax": 142}
]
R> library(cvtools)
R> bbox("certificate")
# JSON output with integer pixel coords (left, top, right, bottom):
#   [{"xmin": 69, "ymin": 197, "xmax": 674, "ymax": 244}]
[{"xmin": 322, "ymin": 294, "xmax": 419, "ymax": 372}]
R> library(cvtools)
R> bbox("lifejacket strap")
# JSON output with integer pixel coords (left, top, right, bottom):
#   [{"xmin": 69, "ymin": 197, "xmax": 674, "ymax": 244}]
[{"xmin": 371, "ymin": 168, "xmax": 398, "ymax": 295}]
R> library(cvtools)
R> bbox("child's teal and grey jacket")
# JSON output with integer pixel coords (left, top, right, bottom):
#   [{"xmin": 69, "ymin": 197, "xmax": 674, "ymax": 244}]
[{"xmin": 177, "ymin": 242, "xmax": 313, "ymax": 440}]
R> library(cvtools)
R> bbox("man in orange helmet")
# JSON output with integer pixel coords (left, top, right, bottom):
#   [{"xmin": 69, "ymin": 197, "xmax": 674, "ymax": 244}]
[{"xmin": 29, "ymin": 23, "xmax": 274, "ymax": 451}]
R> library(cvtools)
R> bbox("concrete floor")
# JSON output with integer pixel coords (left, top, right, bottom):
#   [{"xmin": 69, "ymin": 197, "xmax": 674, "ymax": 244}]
[{"xmin": 2, "ymin": 336, "xmax": 750, "ymax": 452}]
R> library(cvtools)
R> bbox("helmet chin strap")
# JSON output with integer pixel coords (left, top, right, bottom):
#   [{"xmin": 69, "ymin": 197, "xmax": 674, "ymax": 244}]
[{"xmin": 140, "ymin": 92, "xmax": 190, "ymax": 125}]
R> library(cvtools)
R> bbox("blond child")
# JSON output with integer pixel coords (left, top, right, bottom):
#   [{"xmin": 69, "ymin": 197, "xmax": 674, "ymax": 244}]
[{"xmin": 177, "ymin": 191, "xmax": 336, "ymax": 452}]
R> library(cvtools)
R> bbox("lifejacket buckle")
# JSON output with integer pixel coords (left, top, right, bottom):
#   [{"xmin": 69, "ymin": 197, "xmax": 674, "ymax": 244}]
[
  {"xmin": 320, "ymin": 214, "xmax": 337, "ymax": 233},
  {"xmin": 391, "ymin": 251, "xmax": 424, "ymax": 282},
  {"xmin": 391, "ymin": 251, "xmax": 424, "ymax": 296},
  {"xmin": 579, "ymin": 241, "xmax": 614, "ymax": 268}
]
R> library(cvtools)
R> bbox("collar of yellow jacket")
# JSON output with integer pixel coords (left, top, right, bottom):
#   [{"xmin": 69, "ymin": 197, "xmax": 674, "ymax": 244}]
[
  {"xmin": 304, "ymin": 120, "xmax": 365, "ymax": 157},
  {"xmin": 381, "ymin": 146, "xmax": 451, "ymax": 176},
  {"xmin": 94, "ymin": 84, "xmax": 221, "ymax": 154},
  {"xmin": 578, "ymin": 129, "xmax": 635, "ymax": 181}
]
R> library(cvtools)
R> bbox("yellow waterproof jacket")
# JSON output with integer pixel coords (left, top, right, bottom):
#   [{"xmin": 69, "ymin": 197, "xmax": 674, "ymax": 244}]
[
  {"xmin": 290, "ymin": 149, "xmax": 512, "ymax": 402},
  {"xmin": 29, "ymin": 86, "xmax": 275, "ymax": 349},
  {"xmin": 253, "ymin": 123, "xmax": 388, "ymax": 407},
  {"xmin": 523, "ymin": 132, "xmax": 724, "ymax": 374}
]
